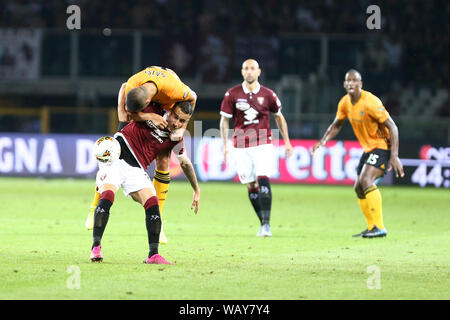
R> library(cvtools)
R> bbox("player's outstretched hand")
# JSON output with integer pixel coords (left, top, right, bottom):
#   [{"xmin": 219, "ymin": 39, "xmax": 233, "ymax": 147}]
[
  {"xmin": 284, "ymin": 141, "xmax": 293, "ymax": 158},
  {"xmin": 311, "ymin": 141, "xmax": 324, "ymax": 155},
  {"xmin": 191, "ymin": 190, "xmax": 200, "ymax": 214},
  {"xmin": 222, "ymin": 144, "xmax": 229, "ymax": 163},
  {"xmin": 149, "ymin": 114, "xmax": 168, "ymax": 129},
  {"xmin": 389, "ymin": 156, "xmax": 405, "ymax": 178},
  {"xmin": 127, "ymin": 112, "xmax": 168, "ymax": 129}
]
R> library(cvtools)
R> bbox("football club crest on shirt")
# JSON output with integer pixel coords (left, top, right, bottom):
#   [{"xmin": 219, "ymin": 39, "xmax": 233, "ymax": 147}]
[{"xmin": 257, "ymin": 97, "xmax": 264, "ymax": 105}]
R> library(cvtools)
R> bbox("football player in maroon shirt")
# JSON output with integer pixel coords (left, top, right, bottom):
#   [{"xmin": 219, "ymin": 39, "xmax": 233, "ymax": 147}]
[
  {"xmin": 91, "ymin": 101, "xmax": 200, "ymax": 264},
  {"xmin": 220, "ymin": 59, "xmax": 293, "ymax": 237}
]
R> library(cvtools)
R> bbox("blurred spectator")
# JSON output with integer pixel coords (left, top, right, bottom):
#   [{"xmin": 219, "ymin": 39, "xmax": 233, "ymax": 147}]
[
  {"xmin": 434, "ymin": 99, "xmax": 450, "ymax": 117},
  {"xmin": 199, "ymin": 32, "xmax": 232, "ymax": 83},
  {"xmin": 0, "ymin": 0, "xmax": 447, "ymax": 99},
  {"xmin": 365, "ymin": 39, "xmax": 388, "ymax": 74}
]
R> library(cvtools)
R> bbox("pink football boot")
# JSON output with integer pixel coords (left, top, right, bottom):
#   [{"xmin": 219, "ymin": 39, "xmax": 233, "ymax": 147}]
[
  {"xmin": 90, "ymin": 245, "xmax": 103, "ymax": 262},
  {"xmin": 144, "ymin": 254, "xmax": 173, "ymax": 265}
]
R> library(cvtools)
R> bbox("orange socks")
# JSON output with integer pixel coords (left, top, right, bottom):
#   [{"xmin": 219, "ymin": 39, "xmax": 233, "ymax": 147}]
[{"xmin": 363, "ymin": 186, "xmax": 384, "ymax": 230}]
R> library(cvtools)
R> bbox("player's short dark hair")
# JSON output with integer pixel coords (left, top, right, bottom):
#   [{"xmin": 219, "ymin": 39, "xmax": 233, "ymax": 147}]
[
  {"xmin": 174, "ymin": 101, "xmax": 193, "ymax": 115},
  {"xmin": 126, "ymin": 87, "xmax": 147, "ymax": 112}
]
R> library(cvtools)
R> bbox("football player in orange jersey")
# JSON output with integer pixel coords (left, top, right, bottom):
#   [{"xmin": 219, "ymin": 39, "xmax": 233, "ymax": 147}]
[
  {"xmin": 311, "ymin": 69, "xmax": 404, "ymax": 238},
  {"xmin": 86, "ymin": 66, "xmax": 197, "ymax": 245}
]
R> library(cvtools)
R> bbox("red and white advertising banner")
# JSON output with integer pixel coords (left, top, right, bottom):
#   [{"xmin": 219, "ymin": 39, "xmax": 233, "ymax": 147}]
[
  {"xmin": 193, "ymin": 138, "xmax": 364, "ymax": 185},
  {"xmin": 1, "ymin": 133, "xmax": 447, "ymax": 187}
]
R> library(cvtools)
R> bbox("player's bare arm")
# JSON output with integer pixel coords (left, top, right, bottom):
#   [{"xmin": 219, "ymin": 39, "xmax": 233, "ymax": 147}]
[
  {"xmin": 128, "ymin": 111, "xmax": 168, "ymax": 129},
  {"xmin": 383, "ymin": 116, "xmax": 405, "ymax": 178},
  {"xmin": 311, "ymin": 117, "xmax": 345, "ymax": 155},
  {"xmin": 120, "ymin": 82, "xmax": 166, "ymax": 127},
  {"xmin": 125, "ymin": 82, "xmax": 168, "ymax": 129},
  {"xmin": 219, "ymin": 115, "xmax": 231, "ymax": 163},
  {"xmin": 274, "ymin": 113, "xmax": 293, "ymax": 157},
  {"xmin": 178, "ymin": 155, "xmax": 200, "ymax": 214},
  {"xmin": 117, "ymin": 83, "xmax": 128, "ymax": 122},
  {"xmin": 188, "ymin": 89, "xmax": 197, "ymax": 110}
]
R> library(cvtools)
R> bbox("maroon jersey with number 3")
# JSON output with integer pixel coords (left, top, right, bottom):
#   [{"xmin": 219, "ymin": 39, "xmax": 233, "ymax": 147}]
[
  {"xmin": 118, "ymin": 103, "xmax": 185, "ymax": 168},
  {"xmin": 220, "ymin": 83, "xmax": 282, "ymax": 148}
]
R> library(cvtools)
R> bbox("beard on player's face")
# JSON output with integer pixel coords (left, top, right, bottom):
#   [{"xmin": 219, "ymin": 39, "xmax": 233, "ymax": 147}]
[{"xmin": 245, "ymin": 76, "xmax": 256, "ymax": 84}]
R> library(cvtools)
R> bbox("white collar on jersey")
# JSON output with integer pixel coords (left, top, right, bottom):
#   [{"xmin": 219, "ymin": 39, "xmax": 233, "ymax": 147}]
[{"xmin": 242, "ymin": 82, "xmax": 261, "ymax": 94}]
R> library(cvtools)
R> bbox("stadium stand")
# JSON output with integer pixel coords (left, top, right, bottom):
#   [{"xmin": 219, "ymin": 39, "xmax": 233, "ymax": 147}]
[{"xmin": 0, "ymin": 0, "xmax": 448, "ymax": 139}]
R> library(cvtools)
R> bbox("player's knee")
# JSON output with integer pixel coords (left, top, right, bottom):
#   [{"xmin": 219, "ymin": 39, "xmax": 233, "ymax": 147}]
[
  {"xmin": 353, "ymin": 181, "xmax": 365, "ymax": 198},
  {"xmin": 155, "ymin": 155, "xmax": 170, "ymax": 172},
  {"xmin": 359, "ymin": 175, "xmax": 375, "ymax": 191},
  {"xmin": 247, "ymin": 181, "xmax": 258, "ymax": 191}
]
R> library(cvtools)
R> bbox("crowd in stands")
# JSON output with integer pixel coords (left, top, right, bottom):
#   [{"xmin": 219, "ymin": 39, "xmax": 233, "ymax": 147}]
[{"xmin": 0, "ymin": 0, "xmax": 448, "ymax": 116}]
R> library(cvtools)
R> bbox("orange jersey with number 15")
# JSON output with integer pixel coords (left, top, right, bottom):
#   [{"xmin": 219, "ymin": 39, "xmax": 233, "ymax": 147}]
[
  {"xmin": 336, "ymin": 89, "xmax": 391, "ymax": 153},
  {"xmin": 125, "ymin": 66, "xmax": 192, "ymax": 111}
]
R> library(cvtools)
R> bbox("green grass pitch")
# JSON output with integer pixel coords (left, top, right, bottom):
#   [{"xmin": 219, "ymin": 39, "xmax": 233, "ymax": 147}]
[{"xmin": 0, "ymin": 177, "xmax": 449, "ymax": 300}]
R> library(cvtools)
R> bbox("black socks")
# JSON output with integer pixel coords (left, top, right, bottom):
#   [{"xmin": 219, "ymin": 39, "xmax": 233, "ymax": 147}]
[
  {"xmin": 93, "ymin": 198, "xmax": 113, "ymax": 247},
  {"xmin": 145, "ymin": 198, "xmax": 161, "ymax": 257},
  {"xmin": 248, "ymin": 187, "xmax": 263, "ymax": 224},
  {"xmin": 248, "ymin": 176, "xmax": 272, "ymax": 225},
  {"xmin": 257, "ymin": 176, "xmax": 272, "ymax": 225}
]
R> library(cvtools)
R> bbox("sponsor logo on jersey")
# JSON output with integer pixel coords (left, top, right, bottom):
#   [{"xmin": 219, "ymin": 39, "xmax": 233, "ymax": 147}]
[
  {"xmin": 243, "ymin": 108, "xmax": 260, "ymax": 125},
  {"xmin": 236, "ymin": 101, "xmax": 250, "ymax": 111},
  {"xmin": 145, "ymin": 119, "xmax": 169, "ymax": 144},
  {"xmin": 151, "ymin": 131, "xmax": 164, "ymax": 143}
]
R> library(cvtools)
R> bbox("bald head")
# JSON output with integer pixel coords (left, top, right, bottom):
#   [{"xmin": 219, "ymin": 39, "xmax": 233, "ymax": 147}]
[
  {"xmin": 242, "ymin": 59, "xmax": 260, "ymax": 69},
  {"xmin": 241, "ymin": 59, "xmax": 261, "ymax": 84},
  {"xmin": 126, "ymin": 87, "xmax": 149, "ymax": 112},
  {"xmin": 345, "ymin": 69, "xmax": 362, "ymax": 81}
]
